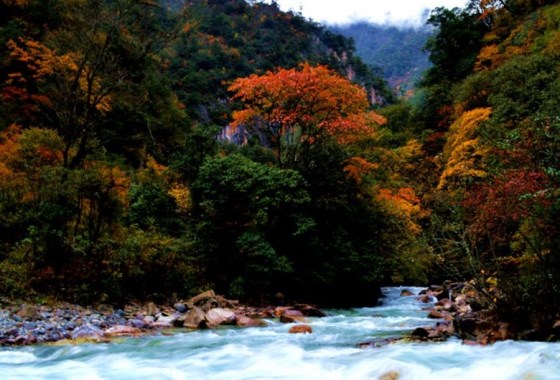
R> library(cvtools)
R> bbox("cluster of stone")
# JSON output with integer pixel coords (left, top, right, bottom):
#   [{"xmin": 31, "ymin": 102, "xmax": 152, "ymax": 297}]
[
  {"xmin": 0, "ymin": 290, "xmax": 326, "ymax": 346},
  {"xmin": 406, "ymin": 281, "xmax": 555, "ymax": 345}
]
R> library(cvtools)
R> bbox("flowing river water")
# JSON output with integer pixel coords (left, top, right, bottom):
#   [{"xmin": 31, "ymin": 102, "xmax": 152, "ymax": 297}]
[{"xmin": 1, "ymin": 287, "xmax": 560, "ymax": 379}]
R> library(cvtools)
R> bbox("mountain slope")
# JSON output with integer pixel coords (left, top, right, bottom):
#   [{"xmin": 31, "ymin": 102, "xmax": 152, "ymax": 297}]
[{"xmin": 331, "ymin": 22, "xmax": 432, "ymax": 92}]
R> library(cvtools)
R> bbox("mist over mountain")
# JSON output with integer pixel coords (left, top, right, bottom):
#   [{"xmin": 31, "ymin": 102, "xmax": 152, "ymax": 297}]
[{"xmin": 331, "ymin": 22, "xmax": 433, "ymax": 93}]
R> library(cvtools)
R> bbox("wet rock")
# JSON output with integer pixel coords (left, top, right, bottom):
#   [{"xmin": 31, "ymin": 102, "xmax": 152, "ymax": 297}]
[
  {"xmin": 454, "ymin": 311, "xmax": 506, "ymax": 344},
  {"xmin": 71, "ymin": 324, "xmax": 105, "ymax": 341},
  {"xmin": 284, "ymin": 309, "xmax": 304, "ymax": 317},
  {"xmin": 280, "ymin": 315, "xmax": 308, "ymax": 323},
  {"xmin": 379, "ymin": 371, "xmax": 400, "ymax": 380},
  {"xmin": 236, "ymin": 315, "xmax": 267, "ymax": 327},
  {"xmin": 428, "ymin": 310, "xmax": 453, "ymax": 320},
  {"xmin": 130, "ymin": 319, "xmax": 146, "ymax": 329},
  {"xmin": 279, "ymin": 309, "xmax": 306, "ymax": 324},
  {"xmin": 206, "ymin": 308, "xmax": 236, "ymax": 327},
  {"xmin": 156, "ymin": 313, "xmax": 180, "ymax": 326},
  {"xmin": 358, "ymin": 337, "xmax": 401, "ymax": 348},
  {"xmin": 288, "ymin": 324, "xmax": 312, "ymax": 334},
  {"xmin": 274, "ymin": 306, "xmax": 292, "ymax": 317},
  {"xmin": 296, "ymin": 304, "xmax": 327, "ymax": 317},
  {"xmin": 152, "ymin": 320, "xmax": 173, "ymax": 329},
  {"xmin": 183, "ymin": 307, "xmax": 207, "ymax": 329},
  {"xmin": 400, "ymin": 289, "xmax": 414, "ymax": 297},
  {"xmin": 174, "ymin": 303, "xmax": 187, "ymax": 313},
  {"xmin": 411, "ymin": 327, "xmax": 429, "ymax": 339},
  {"xmin": 105, "ymin": 325, "xmax": 141, "ymax": 337}
]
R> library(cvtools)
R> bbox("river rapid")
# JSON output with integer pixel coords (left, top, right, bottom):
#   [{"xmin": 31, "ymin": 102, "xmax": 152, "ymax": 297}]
[{"xmin": 1, "ymin": 287, "xmax": 559, "ymax": 379}]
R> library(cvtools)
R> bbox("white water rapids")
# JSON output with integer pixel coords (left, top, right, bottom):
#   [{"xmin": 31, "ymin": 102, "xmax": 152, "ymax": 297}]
[{"xmin": 1, "ymin": 287, "xmax": 559, "ymax": 379}]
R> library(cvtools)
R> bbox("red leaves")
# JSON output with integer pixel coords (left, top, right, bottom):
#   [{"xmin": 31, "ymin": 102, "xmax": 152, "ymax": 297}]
[
  {"xmin": 463, "ymin": 169, "xmax": 552, "ymax": 243},
  {"xmin": 229, "ymin": 63, "xmax": 385, "ymax": 145}
]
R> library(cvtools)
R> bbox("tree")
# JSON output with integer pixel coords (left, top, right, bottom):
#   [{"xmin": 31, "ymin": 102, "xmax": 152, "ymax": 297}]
[
  {"xmin": 3, "ymin": 0, "xmax": 184, "ymax": 168},
  {"xmin": 191, "ymin": 154, "xmax": 309, "ymax": 301},
  {"xmin": 228, "ymin": 62, "xmax": 385, "ymax": 167},
  {"xmin": 438, "ymin": 107, "xmax": 492, "ymax": 191}
]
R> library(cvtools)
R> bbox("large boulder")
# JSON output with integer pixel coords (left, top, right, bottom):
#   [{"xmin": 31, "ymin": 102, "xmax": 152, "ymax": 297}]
[
  {"xmin": 236, "ymin": 315, "xmax": 267, "ymax": 327},
  {"xmin": 71, "ymin": 324, "xmax": 105, "ymax": 341},
  {"xmin": 400, "ymin": 289, "xmax": 415, "ymax": 297},
  {"xmin": 295, "ymin": 304, "xmax": 327, "ymax": 317},
  {"xmin": 417, "ymin": 294, "xmax": 432, "ymax": 303},
  {"xmin": 279, "ymin": 309, "xmax": 307, "ymax": 323},
  {"xmin": 206, "ymin": 308, "xmax": 236, "ymax": 327},
  {"xmin": 288, "ymin": 324, "xmax": 312, "ymax": 334},
  {"xmin": 183, "ymin": 307, "xmax": 207, "ymax": 329},
  {"xmin": 427, "ymin": 310, "xmax": 453, "ymax": 320},
  {"xmin": 453, "ymin": 311, "xmax": 508, "ymax": 344}
]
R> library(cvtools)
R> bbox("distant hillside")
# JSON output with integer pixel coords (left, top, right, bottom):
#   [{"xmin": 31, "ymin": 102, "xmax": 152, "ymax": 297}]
[{"xmin": 331, "ymin": 22, "xmax": 433, "ymax": 93}]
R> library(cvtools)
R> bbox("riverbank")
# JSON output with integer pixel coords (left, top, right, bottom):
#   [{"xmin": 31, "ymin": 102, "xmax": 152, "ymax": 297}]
[
  {"xmin": 2, "ymin": 282, "xmax": 559, "ymax": 347},
  {"xmin": 406, "ymin": 281, "xmax": 560, "ymax": 344},
  {"xmin": 0, "ymin": 290, "xmax": 325, "ymax": 346}
]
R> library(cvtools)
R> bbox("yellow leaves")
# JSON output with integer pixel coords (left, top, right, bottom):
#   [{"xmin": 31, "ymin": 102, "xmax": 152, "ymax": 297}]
[
  {"xmin": 476, "ymin": 4, "xmax": 560, "ymax": 70},
  {"xmin": 394, "ymin": 139, "xmax": 422, "ymax": 166},
  {"xmin": 475, "ymin": 44, "xmax": 503, "ymax": 71},
  {"xmin": 168, "ymin": 183, "xmax": 192, "ymax": 213},
  {"xmin": 376, "ymin": 187, "xmax": 427, "ymax": 235},
  {"xmin": 0, "ymin": 125, "xmax": 22, "ymax": 190},
  {"xmin": 7, "ymin": 38, "xmax": 112, "ymax": 114},
  {"xmin": 438, "ymin": 107, "xmax": 492, "ymax": 191},
  {"xmin": 343, "ymin": 156, "xmax": 379, "ymax": 184}
]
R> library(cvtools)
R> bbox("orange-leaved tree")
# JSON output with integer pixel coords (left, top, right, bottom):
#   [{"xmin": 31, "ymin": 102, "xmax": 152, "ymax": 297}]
[{"xmin": 228, "ymin": 62, "xmax": 385, "ymax": 166}]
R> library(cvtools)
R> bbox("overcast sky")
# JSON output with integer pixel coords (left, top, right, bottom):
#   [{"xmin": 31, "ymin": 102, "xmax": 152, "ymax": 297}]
[{"xmin": 272, "ymin": 0, "xmax": 468, "ymax": 26}]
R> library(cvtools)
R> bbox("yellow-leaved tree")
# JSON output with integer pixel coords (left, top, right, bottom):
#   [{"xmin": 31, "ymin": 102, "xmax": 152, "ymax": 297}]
[{"xmin": 438, "ymin": 107, "xmax": 492, "ymax": 191}]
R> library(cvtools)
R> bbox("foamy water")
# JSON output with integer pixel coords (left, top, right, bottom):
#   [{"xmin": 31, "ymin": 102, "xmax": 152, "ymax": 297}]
[{"xmin": 1, "ymin": 287, "xmax": 559, "ymax": 379}]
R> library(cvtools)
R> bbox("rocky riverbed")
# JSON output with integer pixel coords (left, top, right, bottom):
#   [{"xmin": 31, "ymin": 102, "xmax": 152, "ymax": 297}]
[
  {"xmin": 0, "ymin": 290, "xmax": 325, "ymax": 346},
  {"xmin": 406, "ymin": 281, "xmax": 560, "ymax": 344},
  {"xmin": 3, "ymin": 281, "xmax": 559, "ymax": 347}
]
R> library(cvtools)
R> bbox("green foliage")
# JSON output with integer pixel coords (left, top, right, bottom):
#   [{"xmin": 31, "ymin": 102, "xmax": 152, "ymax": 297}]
[
  {"xmin": 488, "ymin": 54, "xmax": 560, "ymax": 127},
  {"xmin": 127, "ymin": 183, "xmax": 179, "ymax": 233},
  {"xmin": 424, "ymin": 7, "xmax": 489, "ymax": 83},
  {"xmin": 106, "ymin": 227, "xmax": 202, "ymax": 302},
  {"xmin": 192, "ymin": 154, "xmax": 308, "ymax": 301}
]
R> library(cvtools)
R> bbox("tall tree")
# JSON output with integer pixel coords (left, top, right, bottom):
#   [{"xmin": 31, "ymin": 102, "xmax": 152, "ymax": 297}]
[{"xmin": 228, "ymin": 63, "xmax": 385, "ymax": 167}]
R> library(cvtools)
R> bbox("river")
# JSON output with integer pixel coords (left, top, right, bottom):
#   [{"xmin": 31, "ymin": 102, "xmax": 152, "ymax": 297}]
[{"xmin": 1, "ymin": 287, "xmax": 559, "ymax": 379}]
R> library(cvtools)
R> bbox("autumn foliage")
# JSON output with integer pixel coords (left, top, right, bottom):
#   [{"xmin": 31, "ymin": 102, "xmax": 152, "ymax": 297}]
[{"xmin": 229, "ymin": 63, "xmax": 385, "ymax": 164}]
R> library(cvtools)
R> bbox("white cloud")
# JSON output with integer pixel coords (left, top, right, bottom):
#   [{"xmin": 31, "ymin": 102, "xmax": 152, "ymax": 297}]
[{"xmin": 273, "ymin": 0, "xmax": 468, "ymax": 26}]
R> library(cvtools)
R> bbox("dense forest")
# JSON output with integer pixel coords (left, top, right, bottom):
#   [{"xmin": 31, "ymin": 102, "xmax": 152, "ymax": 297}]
[{"xmin": 1, "ymin": 0, "xmax": 559, "ymax": 333}]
